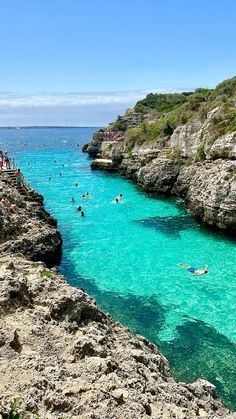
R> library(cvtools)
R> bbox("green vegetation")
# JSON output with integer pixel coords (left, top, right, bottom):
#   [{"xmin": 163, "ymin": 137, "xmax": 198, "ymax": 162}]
[
  {"xmin": 6, "ymin": 399, "xmax": 40, "ymax": 419},
  {"xmin": 31, "ymin": 262, "xmax": 38, "ymax": 268},
  {"xmin": 134, "ymin": 92, "xmax": 190, "ymax": 113},
  {"xmin": 166, "ymin": 149, "xmax": 182, "ymax": 160},
  {"xmin": 124, "ymin": 76, "xmax": 236, "ymax": 146},
  {"xmin": 224, "ymin": 167, "xmax": 236, "ymax": 181},
  {"xmin": 113, "ymin": 115, "xmax": 128, "ymax": 132},
  {"xmin": 215, "ymin": 76, "xmax": 236, "ymax": 98},
  {"xmin": 40, "ymin": 270, "xmax": 53, "ymax": 278},
  {"xmin": 208, "ymin": 105, "xmax": 236, "ymax": 140},
  {"xmin": 220, "ymin": 148, "xmax": 230, "ymax": 158},
  {"xmin": 125, "ymin": 105, "xmax": 195, "ymax": 145},
  {"xmin": 196, "ymin": 143, "xmax": 206, "ymax": 161}
]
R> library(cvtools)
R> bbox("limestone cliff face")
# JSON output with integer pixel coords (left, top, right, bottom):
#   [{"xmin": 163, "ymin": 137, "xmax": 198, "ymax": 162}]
[
  {"xmin": 88, "ymin": 111, "xmax": 236, "ymax": 232},
  {"xmin": 0, "ymin": 173, "xmax": 62, "ymax": 266}
]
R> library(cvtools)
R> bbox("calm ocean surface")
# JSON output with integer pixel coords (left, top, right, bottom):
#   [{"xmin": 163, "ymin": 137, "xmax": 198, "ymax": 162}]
[{"xmin": 1, "ymin": 127, "xmax": 235, "ymax": 409}]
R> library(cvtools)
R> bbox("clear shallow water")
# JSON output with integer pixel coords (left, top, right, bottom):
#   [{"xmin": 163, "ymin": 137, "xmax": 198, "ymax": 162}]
[{"xmin": 1, "ymin": 127, "xmax": 235, "ymax": 409}]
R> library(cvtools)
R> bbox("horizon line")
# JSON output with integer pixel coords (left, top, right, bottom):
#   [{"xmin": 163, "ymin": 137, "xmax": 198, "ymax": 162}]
[{"xmin": 0, "ymin": 125, "xmax": 102, "ymax": 129}]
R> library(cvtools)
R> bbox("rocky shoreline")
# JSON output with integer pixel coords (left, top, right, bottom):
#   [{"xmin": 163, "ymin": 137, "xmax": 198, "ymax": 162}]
[{"xmin": 0, "ymin": 171, "xmax": 235, "ymax": 418}]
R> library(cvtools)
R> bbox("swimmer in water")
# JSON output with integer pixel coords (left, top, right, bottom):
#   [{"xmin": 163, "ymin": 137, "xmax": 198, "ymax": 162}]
[
  {"xmin": 113, "ymin": 193, "xmax": 123, "ymax": 202},
  {"xmin": 82, "ymin": 194, "xmax": 88, "ymax": 201},
  {"xmin": 71, "ymin": 197, "xmax": 75, "ymax": 203},
  {"xmin": 75, "ymin": 183, "xmax": 78, "ymax": 187},
  {"xmin": 113, "ymin": 193, "xmax": 123, "ymax": 203},
  {"xmin": 80, "ymin": 211, "xmax": 85, "ymax": 217},
  {"xmin": 177, "ymin": 264, "xmax": 208, "ymax": 276},
  {"xmin": 77, "ymin": 205, "xmax": 82, "ymax": 211},
  {"xmin": 48, "ymin": 177, "xmax": 51, "ymax": 181},
  {"xmin": 59, "ymin": 172, "xmax": 62, "ymax": 176}
]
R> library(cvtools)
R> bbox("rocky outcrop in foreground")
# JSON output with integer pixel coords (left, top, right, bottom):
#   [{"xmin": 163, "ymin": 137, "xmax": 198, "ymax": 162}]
[
  {"xmin": 0, "ymin": 172, "xmax": 235, "ymax": 418},
  {"xmin": 0, "ymin": 173, "xmax": 62, "ymax": 266}
]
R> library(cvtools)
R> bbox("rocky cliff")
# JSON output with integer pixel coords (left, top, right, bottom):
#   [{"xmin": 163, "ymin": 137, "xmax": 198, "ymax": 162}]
[
  {"xmin": 0, "ymin": 172, "xmax": 235, "ymax": 418},
  {"xmin": 87, "ymin": 77, "xmax": 236, "ymax": 232}
]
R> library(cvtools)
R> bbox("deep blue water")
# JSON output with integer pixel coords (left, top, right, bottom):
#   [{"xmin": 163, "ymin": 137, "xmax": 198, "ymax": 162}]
[{"xmin": 1, "ymin": 127, "xmax": 235, "ymax": 410}]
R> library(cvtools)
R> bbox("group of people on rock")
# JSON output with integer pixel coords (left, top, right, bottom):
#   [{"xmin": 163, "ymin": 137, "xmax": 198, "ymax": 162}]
[
  {"xmin": 1, "ymin": 194, "xmax": 19, "ymax": 214},
  {"xmin": 105, "ymin": 130, "xmax": 123, "ymax": 141},
  {"xmin": 0, "ymin": 151, "xmax": 16, "ymax": 170}
]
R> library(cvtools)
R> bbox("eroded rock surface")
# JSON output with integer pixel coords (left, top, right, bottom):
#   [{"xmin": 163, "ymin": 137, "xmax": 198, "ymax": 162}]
[{"xmin": 0, "ymin": 173, "xmax": 62, "ymax": 266}]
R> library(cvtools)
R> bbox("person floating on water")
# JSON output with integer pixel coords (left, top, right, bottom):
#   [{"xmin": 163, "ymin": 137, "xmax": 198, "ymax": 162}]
[
  {"xmin": 112, "ymin": 193, "xmax": 123, "ymax": 203},
  {"xmin": 82, "ymin": 193, "xmax": 89, "ymax": 201},
  {"xmin": 177, "ymin": 263, "xmax": 208, "ymax": 276}
]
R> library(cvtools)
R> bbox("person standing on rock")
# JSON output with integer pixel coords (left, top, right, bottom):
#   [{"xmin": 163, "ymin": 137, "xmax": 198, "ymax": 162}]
[
  {"xmin": 4, "ymin": 152, "xmax": 10, "ymax": 169},
  {"xmin": 15, "ymin": 168, "xmax": 24, "ymax": 187},
  {"xmin": 0, "ymin": 151, "xmax": 3, "ymax": 170}
]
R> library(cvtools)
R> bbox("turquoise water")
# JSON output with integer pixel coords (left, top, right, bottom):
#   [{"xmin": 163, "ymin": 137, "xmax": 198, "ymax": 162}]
[{"xmin": 1, "ymin": 127, "xmax": 235, "ymax": 409}]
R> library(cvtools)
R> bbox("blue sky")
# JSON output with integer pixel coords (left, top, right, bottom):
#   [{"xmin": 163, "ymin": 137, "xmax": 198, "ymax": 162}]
[{"xmin": 0, "ymin": 0, "xmax": 235, "ymax": 125}]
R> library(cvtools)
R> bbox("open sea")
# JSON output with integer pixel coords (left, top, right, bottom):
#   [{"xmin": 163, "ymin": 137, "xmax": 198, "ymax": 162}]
[{"xmin": 1, "ymin": 127, "xmax": 235, "ymax": 409}]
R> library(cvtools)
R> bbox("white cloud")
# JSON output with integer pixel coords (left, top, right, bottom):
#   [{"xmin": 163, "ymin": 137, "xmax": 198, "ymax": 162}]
[
  {"xmin": 0, "ymin": 88, "xmax": 190, "ymax": 126},
  {"xmin": 0, "ymin": 89, "xmax": 176, "ymax": 108}
]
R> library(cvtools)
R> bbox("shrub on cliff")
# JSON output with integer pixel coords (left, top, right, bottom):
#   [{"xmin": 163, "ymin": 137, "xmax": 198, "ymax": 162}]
[
  {"xmin": 134, "ymin": 92, "xmax": 189, "ymax": 113},
  {"xmin": 215, "ymin": 76, "xmax": 236, "ymax": 98},
  {"xmin": 196, "ymin": 143, "xmax": 206, "ymax": 161},
  {"xmin": 208, "ymin": 105, "xmax": 236, "ymax": 140},
  {"xmin": 121, "ymin": 76, "xmax": 236, "ymax": 147}
]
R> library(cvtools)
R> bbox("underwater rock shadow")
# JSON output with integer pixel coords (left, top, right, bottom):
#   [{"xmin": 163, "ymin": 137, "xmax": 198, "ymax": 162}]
[
  {"xmin": 60, "ymin": 232, "xmax": 236, "ymax": 411},
  {"xmin": 160, "ymin": 317, "xmax": 236, "ymax": 411},
  {"xmin": 60, "ymin": 256, "xmax": 166, "ymax": 344},
  {"xmin": 134, "ymin": 214, "xmax": 194, "ymax": 237}
]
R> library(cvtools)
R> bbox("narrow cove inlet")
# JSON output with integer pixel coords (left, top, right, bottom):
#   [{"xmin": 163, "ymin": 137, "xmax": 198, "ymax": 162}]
[{"xmin": 2, "ymin": 127, "xmax": 235, "ymax": 410}]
